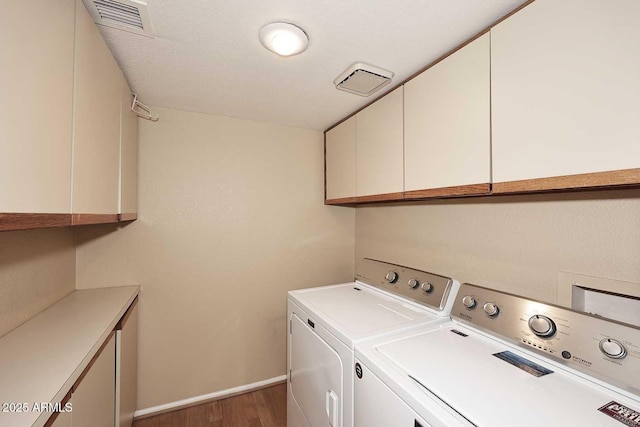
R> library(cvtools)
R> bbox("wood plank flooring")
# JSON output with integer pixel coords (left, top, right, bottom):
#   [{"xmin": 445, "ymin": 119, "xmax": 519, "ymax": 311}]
[{"xmin": 133, "ymin": 383, "xmax": 287, "ymax": 427}]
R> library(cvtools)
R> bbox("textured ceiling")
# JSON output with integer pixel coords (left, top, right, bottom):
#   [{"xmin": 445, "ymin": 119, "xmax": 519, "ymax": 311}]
[{"xmin": 99, "ymin": 0, "xmax": 527, "ymax": 131}]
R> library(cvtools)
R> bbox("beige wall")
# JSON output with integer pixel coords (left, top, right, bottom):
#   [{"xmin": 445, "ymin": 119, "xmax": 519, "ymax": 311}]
[
  {"xmin": 75, "ymin": 107, "xmax": 355, "ymax": 409},
  {"xmin": 355, "ymin": 190, "xmax": 640, "ymax": 303},
  {"xmin": 0, "ymin": 228, "xmax": 75, "ymax": 337}
]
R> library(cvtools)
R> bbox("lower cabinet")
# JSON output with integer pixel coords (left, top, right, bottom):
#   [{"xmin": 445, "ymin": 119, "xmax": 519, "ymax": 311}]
[
  {"xmin": 44, "ymin": 298, "xmax": 138, "ymax": 427},
  {"xmin": 116, "ymin": 302, "xmax": 138, "ymax": 427},
  {"xmin": 72, "ymin": 333, "xmax": 116, "ymax": 427}
]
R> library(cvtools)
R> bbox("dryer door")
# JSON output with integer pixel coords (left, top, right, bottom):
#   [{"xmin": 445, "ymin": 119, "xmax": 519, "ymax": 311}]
[{"xmin": 290, "ymin": 313, "xmax": 343, "ymax": 427}]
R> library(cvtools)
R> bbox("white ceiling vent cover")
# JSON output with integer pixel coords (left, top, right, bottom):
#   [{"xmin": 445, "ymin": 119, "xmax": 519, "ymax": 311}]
[
  {"xmin": 83, "ymin": 0, "xmax": 154, "ymax": 38},
  {"xmin": 334, "ymin": 63, "xmax": 394, "ymax": 97}
]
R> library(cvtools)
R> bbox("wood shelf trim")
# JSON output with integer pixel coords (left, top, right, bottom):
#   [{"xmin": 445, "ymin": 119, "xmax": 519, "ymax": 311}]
[
  {"xmin": 118, "ymin": 213, "xmax": 137, "ymax": 222},
  {"xmin": 493, "ymin": 169, "xmax": 640, "ymax": 194},
  {"xmin": 325, "ymin": 196, "xmax": 357, "ymax": 205},
  {"xmin": 405, "ymin": 183, "xmax": 491, "ymax": 199},
  {"xmin": 0, "ymin": 213, "xmax": 71, "ymax": 232},
  {"xmin": 356, "ymin": 192, "xmax": 404, "ymax": 204},
  {"xmin": 71, "ymin": 213, "xmax": 119, "ymax": 225}
]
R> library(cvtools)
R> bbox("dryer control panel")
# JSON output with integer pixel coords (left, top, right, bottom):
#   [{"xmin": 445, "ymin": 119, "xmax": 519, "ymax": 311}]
[
  {"xmin": 452, "ymin": 283, "xmax": 640, "ymax": 396},
  {"xmin": 355, "ymin": 258, "xmax": 458, "ymax": 313}
]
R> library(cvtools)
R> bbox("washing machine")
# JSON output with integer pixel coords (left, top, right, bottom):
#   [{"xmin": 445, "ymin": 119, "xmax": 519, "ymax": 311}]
[
  {"xmin": 286, "ymin": 258, "xmax": 461, "ymax": 427},
  {"xmin": 354, "ymin": 283, "xmax": 640, "ymax": 427}
]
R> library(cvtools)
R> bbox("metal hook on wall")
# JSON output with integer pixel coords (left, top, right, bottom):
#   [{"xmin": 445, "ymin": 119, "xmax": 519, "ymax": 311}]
[{"xmin": 131, "ymin": 93, "xmax": 159, "ymax": 121}]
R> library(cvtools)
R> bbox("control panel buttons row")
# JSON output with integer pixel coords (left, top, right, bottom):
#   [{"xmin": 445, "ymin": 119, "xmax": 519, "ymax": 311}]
[
  {"xmin": 461, "ymin": 296, "xmax": 499, "ymax": 316},
  {"xmin": 386, "ymin": 271, "xmax": 433, "ymax": 293}
]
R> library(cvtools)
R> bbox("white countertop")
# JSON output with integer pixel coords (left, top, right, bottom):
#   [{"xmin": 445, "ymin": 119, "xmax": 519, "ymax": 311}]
[{"xmin": 0, "ymin": 286, "xmax": 139, "ymax": 427}]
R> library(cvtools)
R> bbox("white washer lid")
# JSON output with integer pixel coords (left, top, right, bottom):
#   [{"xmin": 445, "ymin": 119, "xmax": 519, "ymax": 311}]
[
  {"xmin": 377, "ymin": 325, "xmax": 640, "ymax": 427},
  {"xmin": 289, "ymin": 283, "xmax": 442, "ymax": 347}
]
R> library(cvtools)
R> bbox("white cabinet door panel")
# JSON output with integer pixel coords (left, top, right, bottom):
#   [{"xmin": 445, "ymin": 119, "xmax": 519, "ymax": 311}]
[
  {"xmin": 326, "ymin": 117, "xmax": 357, "ymax": 201},
  {"xmin": 492, "ymin": 0, "xmax": 640, "ymax": 184},
  {"xmin": 404, "ymin": 33, "xmax": 490, "ymax": 192},
  {"xmin": 356, "ymin": 87, "xmax": 404, "ymax": 197}
]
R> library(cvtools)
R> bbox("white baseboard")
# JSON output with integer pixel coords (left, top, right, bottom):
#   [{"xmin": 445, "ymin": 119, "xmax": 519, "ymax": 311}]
[{"xmin": 134, "ymin": 374, "xmax": 287, "ymax": 418}]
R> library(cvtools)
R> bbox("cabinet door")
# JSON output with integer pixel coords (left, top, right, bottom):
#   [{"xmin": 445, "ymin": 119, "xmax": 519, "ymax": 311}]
[
  {"xmin": 325, "ymin": 116, "xmax": 357, "ymax": 203},
  {"xmin": 72, "ymin": 333, "xmax": 116, "ymax": 427},
  {"xmin": 491, "ymin": 0, "xmax": 640, "ymax": 193},
  {"xmin": 72, "ymin": 0, "xmax": 121, "ymax": 219},
  {"xmin": 0, "ymin": 0, "xmax": 74, "ymax": 213},
  {"xmin": 404, "ymin": 33, "xmax": 490, "ymax": 198},
  {"xmin": 119, "ymin": 77, "xmax": 138, "ymax": 220},
  {"xmin": 116, "ymin": 303, "xmax": 138, "ymax": 427},
  {"xmin": 356, "ymin": 87, "xmax": 404, "ymax": 199}
]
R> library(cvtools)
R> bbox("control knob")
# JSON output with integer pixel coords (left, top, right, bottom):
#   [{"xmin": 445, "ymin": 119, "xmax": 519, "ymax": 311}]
[
  {"xmin": 528, "ymin": 315, "xmax": 557, "ymax": 338},
  {"xmin": 462, "ymin": 296, "xmax": 476, "ymax": 309},
  {"xmin": 421, "ymin": 282, "xmax": 433, "ymax": 293},
  {"xmin": 385, "ymin": 271, "xmax": 399, "ymax": 284},
  {"xmin": 408, "ymin": 278, "xmax": 419, "ymax": 289},
  {"xmin": 599, "ymin": 338, "xmax": 627, "ymax": 359},
  {"xmin": 483, "ymin": 302, "xmax": 499, "ymax": 317}
]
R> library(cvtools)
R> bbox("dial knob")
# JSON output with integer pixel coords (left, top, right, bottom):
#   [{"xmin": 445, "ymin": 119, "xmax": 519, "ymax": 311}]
[
  {"xmin": 408, "ymin": 278, "xmax": 419, "ymax": 289},
  {"xmin": 528, "ymin": 315, "xmax": 557, "ymax": 337},
  {"xmin": 385, "ymin": 271, "xmax": 399, "ymax": 284},
  {"xmin": 599, "ymin": 338, "xmax": 627, "ymax": 359},
  {"xmin": 462, "ymin": 295, "xmax": 476, "ymax": 309},
  {"xmin": 483, "ymin": 302, "xmax": 499, "ymax": 317},
  {"xmin": 421, "ymin": 282, "xmax": 433, "ymax": 293}
]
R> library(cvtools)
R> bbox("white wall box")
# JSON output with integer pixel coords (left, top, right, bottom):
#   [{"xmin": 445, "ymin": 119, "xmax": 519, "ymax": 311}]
[
  {"xmin": 325, "ymin": 116, "xmax": 357, "ymax": 204},
  {"xmin": 0, "ymin": 0, "xmax": 75, "ymax": 227},
  {"xmin": 404, "ymin": 33, "xmax": 491, "ymax": 198},
  {"xmin": 491, "ymin": 0, "xmax": 640, "ymax": 193},
  {"xmin": 71, "ymin": 0, "xmax": 122, "ymax": 224},
  {"xmin": 355, "ymin": 87, "xmax": 404, "ymax": 201}
]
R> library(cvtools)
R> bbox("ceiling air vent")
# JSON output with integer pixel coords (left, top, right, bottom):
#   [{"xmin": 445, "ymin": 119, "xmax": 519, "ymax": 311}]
[
  {"xmin": 334, "ymin": 63, "xmax": 394, "ymax": 97},
  {"xmin": 82, "ymin": 0, "xmax": 154, "ymax": 38}
]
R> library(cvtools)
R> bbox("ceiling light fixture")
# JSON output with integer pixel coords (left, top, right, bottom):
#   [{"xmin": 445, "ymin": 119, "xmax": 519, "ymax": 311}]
[{"xmin": 259, "ymin": 22, "xmax": 309, "ymax": 57}]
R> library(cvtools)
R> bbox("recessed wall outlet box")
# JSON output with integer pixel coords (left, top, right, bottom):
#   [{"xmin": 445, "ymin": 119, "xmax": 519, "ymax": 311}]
[
  {"xmin": 334, "ymin": 63, "xmax": 394, "ymax": 97},
  {"xmin": 82, "ymin": 0, "xmax": 154, "ymax": 38}
]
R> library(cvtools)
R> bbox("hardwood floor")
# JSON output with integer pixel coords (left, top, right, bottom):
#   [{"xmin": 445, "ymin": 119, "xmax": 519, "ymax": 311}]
[{"xmin": 133, "ymin": 384, "xmax": 287, "ymax": 427}]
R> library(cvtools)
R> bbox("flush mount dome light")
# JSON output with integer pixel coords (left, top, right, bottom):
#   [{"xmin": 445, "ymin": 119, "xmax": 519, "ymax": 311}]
[{"xmin": 259, "ymin": 22, "xmax": 309, "ymax": 57}]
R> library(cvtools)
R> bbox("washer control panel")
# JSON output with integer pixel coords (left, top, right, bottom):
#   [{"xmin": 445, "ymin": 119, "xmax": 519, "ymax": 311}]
[
  {"xmin": 356, "ymin": 258, "xmax": 455, "ymax": 312},
  {"xmin": 452, "ymin": 283, "xmax": 640, "ymax": 395}
]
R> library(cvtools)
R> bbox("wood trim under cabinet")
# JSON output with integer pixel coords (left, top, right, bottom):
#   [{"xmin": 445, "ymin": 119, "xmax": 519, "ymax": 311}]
[
  {"xmin": 325, "ymin": 196, "xmax": 357, "ymax": 206},
  {"xmin": 356, "ymin": 192, "xmax": 404, "ymax": 204},
  {"xmin": 118, "ymin": 213, "xmax": 137, "ymax": 222},
  {"xmin": 493, "ymin": 168, "xmax": 640, "ymax": 194},
  {"xmin": 71, "ymin": 213, "xmax": 119, "ymax": 225},
  {"xmin": 404, "ymin": 183, "xmax": 491, "ymax": 199},
  {"xmin": 0, "ymin": 213, "xmax": 71, "ymax": 232}
]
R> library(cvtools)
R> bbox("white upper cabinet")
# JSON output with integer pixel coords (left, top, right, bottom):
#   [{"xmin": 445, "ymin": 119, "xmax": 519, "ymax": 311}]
[
  {"xmin": 120, "ymin": 77, "xmax": 139, "ymax": 218},
  {"xmin": 72, "ymin": 0, "xmax": 121, "ymax": 217},
  {"xmin": 325, "ymin": 116, "xmax": 357, "ymax": 202},
  {"xmin": 404, "ymin": 33, "xmax": 490, "ymax": 197},
  {"xmin": 0, "ymin": 0, "xmax": 75, "ymax": 213},
  {"xmin": 356, "ymin": 87, "xmax": 404, "ymax": 198},
  {"xmin": 491, "ymin": 0, "xmax": 640, "ymax": 192}
]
